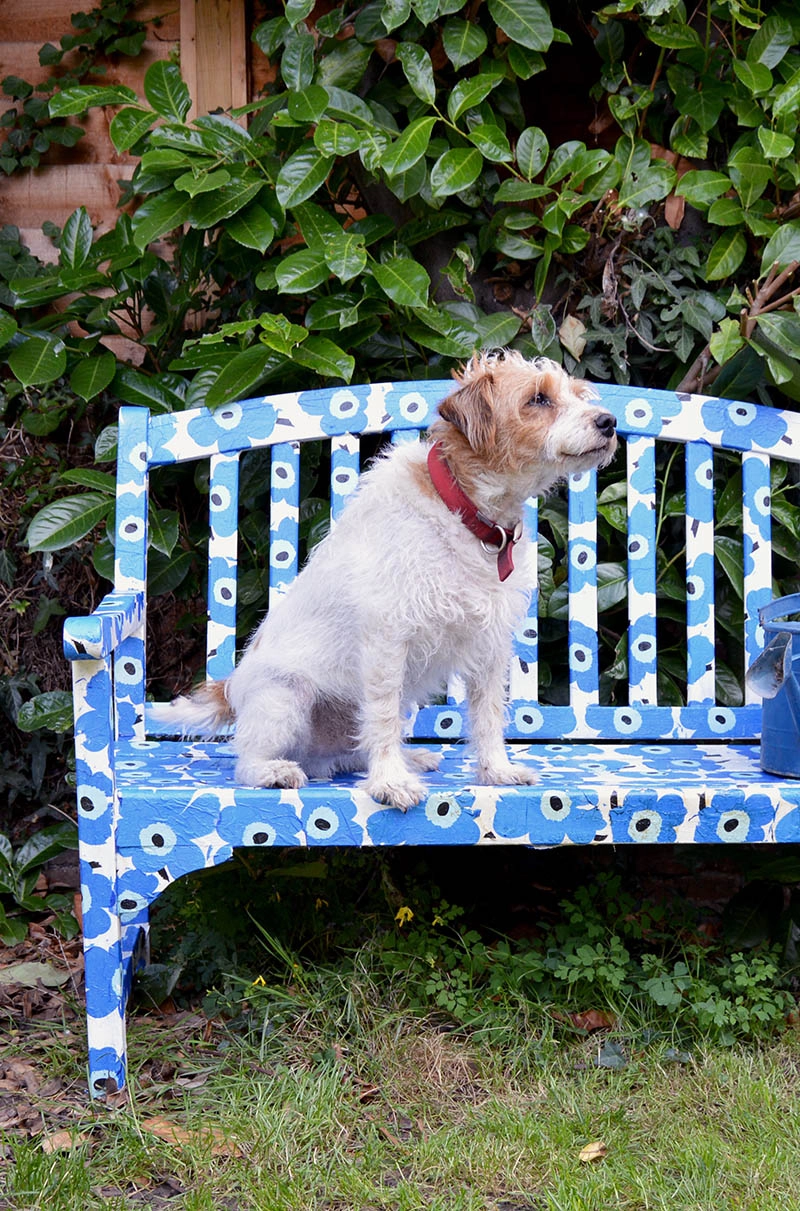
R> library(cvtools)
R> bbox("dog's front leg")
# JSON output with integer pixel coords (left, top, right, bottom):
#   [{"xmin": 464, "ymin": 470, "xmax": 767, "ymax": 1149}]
[
  {"xmin": 465, "ymin": 666, "xmax": 538, "ymax": 787},
  {"xmin": 360, "ymin": 641, "xmax": 427, "ymax": 811}
]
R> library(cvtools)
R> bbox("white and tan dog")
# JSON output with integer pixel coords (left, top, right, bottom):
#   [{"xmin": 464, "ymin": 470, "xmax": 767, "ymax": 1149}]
[{"xmin": 153, "ymin": 351, "xmax": 617, "ymax": 810}]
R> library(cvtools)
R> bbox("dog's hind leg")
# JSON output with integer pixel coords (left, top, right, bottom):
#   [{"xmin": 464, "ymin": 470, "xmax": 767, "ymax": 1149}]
[{"xmin": 231, "ymin": 674, "xmax": 314, "ymax": 789}]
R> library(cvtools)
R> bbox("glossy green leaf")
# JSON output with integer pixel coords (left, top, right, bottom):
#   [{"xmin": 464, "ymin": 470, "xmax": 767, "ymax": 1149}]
[
  {"xmin": 61, "ymin": 467, "xmax": 116, "ymax": 493},
  {"xmin": 382, "ymin": 117, "xmax": 437, "ymax": 177},
  {"xmin": 313, "ymin": 119, "xmax": 361, "ymax": 156},
  {"xmin": 276, "ymin": 148, "xmax": 333, "ymax": 208},
  {"xmin": 381, "ymin": 0, "xmax": 411, "ymax": 32},
  {"xmin": 430, "ymin": 147, "xmax": 483, "ymax": 198},
  {"xmin": 709, "ymin": 318, "xmax": 745, "ymax": 367},
  {"xmin": 772, "ymin": 67, "xmax": 800, "ymax": 118},
  {"xmin": 288, "ymin": 84, "xmax": 329, "ymax": 123},
  {"xmin": 447, "ymin": 72, "xmax": 504, "ymax": 122},
  {"xmin": 59, "ymin": 206, "xmax": 93, "ymax": 268},
  {"xmin": 26, "ymin": 493, "xmax": 111, "ymax": 552},
  {"xmin": 16, "ymin": 695, "xmax": 74, "ymax": 735},
  {"xmin": 148, "ymin": 548, "xmax": 194, "ymax": 597},
  {"xmin": 285, "ymin": 0, "xmax": 314, "ymax": 22},
  {"xmin": 324, "ymin": 233, "xmax": 367, "ymax": 282},
  {"xmin": 707, "ymin": 197, "xmax": 743, "ymax": 225},
  {"xmin": 442, "ymin": 19, "xmax": 488, "ymax": 69},
  {"xmin": 757, "ymin": 127, "xmax": 795, "ymax": 159},
  {"xmin": 144, "ymin": 61, "xmax": 191, "ymax": 121},
  {"xmin": 706, "ymin": 229, "xmax": 747, "ymax": 280},
  {"xmin": 292, "ymin": 336, "xmax": 355, "ymax": 380},
  {"xmin": 756, "ymin": 312, "xmax": 800, "ymax": 360},
  {"xmin": 226, "ymin": 203, "xmax": 276, "ymax": 252},
  {"xmin": 174, "ymin": 168, "xmax": 232, "ymax": 197},
  {"xmin": 732, "ymin": 58, "xmax": 772, "ymax": 95},
  {"xmin": 674, "ymin": 170, "xmax": 731, "ymax": 208},
  {"xmin": 8, "ymin": 335, "xmax": 67, "ymax": 387},
  {"xmin": 494, "ymin": 179, "xmax": 550, "ymax": 202},
  {"xmin": 69, "ymin": 351, "xmax": 116, "ymax": 401},
  {"xmin": 616, "ymin": 158, "xmax": 675, "ymax": 209},
  {"xmin": 190, "ymin": 176, "xmax": 263, "ymax": 228},
  {"xmin": 746, "ymin": 14, "xmax": 793, "ymax": 69},
  {"xmin": 372, "ymin": 258, "xmax": 431, "ymax": 308},
  {"xmin": 114, "ymin": 367, "xmax": 185, "ymax": 413},
  {"xmin": 109, "ymin": 106, "xmax": 155, "ymax": 153},
  {"xmin": 205, "ymin": 346, "xmax": 282, "ymax": 408},
  {"xmin": 316, "ymin": 39, "xmax": 372, "ymax": 90},
  {"xmin": 395, "ymin": 43, "xmax": 436, "ymax": 105},
  {"xmin": 516, "ymin": 126, "xmax": 548, "ymax": 180},
  {"xmin": 475, "ymin": 310, "xmax": 523, "ymax": 347},
  {"xmin": 487, "ymin": 0, "xmax": 553, "ymax": 51},
  {"xmin": 48, "ymin": 84, "xmax": 137, "ymax": 117},
  {"xmin": 275, "ymin": 248, "xmax": 330, "ymax": 293},
  {"xmin": 281, "ymin": 24, "xmax": 315, "ymax": 90},
  {"xmin": 761, "ymin": 221, "xmax": 800, "ymax": 272},
  {"xmin": 466, "ymin": 124, "xmax": 512, "ymax": 163},
  {"xmin": 131, "ymin": 187, "xmax": 193, "ymax": 250},
  {"xmin": 294, "ymin": 202, "xmax": 340, "ymax": 248},
  {"xmin": 149, "ymin": 507, "xmax": 180, "ymax": 557},
  {"xmin": 0, "ymin": 309, "xmax": 18, "ymax": 347}
]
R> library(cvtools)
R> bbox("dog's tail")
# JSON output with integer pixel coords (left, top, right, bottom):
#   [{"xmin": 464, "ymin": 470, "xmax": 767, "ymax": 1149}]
[{"xmin": 149, "ymin": 679, "xmax": 234, "ymax": 737}]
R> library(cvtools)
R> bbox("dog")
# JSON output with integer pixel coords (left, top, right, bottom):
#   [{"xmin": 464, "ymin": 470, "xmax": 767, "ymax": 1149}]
[{"xmin": 152, "ymin": 351, "xmax": 617, "ymax": 810}]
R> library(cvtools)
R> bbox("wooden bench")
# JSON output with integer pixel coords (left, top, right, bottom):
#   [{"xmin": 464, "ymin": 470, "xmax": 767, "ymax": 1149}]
[{"xmin": 64, "ymin": 377, "xmax": 800, "ymax": 1097}]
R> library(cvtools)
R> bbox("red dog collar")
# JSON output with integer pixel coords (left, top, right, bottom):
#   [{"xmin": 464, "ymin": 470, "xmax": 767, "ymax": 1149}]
[{"xmin": 427, "ymin": 441, "xmax": 522, "ymax": 582}]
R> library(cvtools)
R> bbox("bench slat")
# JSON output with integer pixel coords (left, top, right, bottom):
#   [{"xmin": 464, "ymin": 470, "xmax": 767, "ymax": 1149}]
[
  {"xmin": 742, "ymin": 451, "xmax": 773, "ymax": 702},
  {"xmin": 330, "ymin": 434, "xmax": 360, "ymax": 522},
  {"xmin": 626, "ymin": 436, "xmax": 658, "ymax": 706},
  {"xmin": 685, "ymin": 443, "xmax": 716, "ymax": 704},
  {"xmin": 510, "ymin": 497, "xmax": 539, "ymax": 700},
  {"xmin": 567, "ymin": 470, "xmax": 600, "ymax": 709},
  {"xmin": 114, "ymin": 407, "xmax": 150, "ymax": 740},
  {"xmin": 269, "ymin": 441, "xmax": 301, "ymax": 608},
  {"xmin": 207, "ymin": 454, "xmax": 240, "ymax": 682}
]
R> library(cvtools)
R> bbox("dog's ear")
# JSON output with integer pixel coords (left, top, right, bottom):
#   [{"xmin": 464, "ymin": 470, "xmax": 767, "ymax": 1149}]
[{"xmin": 438, "ymin": 373, "xmax": 496, "ymax": 455}]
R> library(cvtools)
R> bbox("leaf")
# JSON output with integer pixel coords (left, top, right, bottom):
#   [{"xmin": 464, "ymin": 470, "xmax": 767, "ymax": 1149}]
[
  {"xmin": 732, "ymin": 58, "xmax": 772, "ymax": 95},
  {"xmin": 372, "ymin": 258, "xmax": 431, "ymax": 308},
  {"xmin": 276, "ymin": 148, "xmax": 333, "ymax": 208},
  {"xmin": 60, "ymin": 206, "xmax": 93, "ymax": 268},
  {"xmin": 148, "ymin": 548, "xmax": 193, "ymax": 597},
  {"xmin": 761, "ymin": 220, "xmax": 800, "ymax": 273},
  {"xmin": 293, "ymin": 336, "xmax": 355, "ymax": 380},
  {"xmin": 149, "ymin": 508, "xmax": 180, "ymax": 557},
  {"xmin": 225, "ymin": 204, "xmax": 276, "ymax": 252},
  {"xmin": 324, "ymin": 233, "xmax": 366, "ymax": 282},
  {"xmin": 131, "ymin": 188, "xmax": 194, "ymax": 250},
  {"xmin": 516, "ymin": 126, "xmax": 549, "ymax": 180},
  {"xmin": 395, "ymin": 43, "xmax": 436, "ymax": 105},
  {"xmin": 442, "ymin": 19, "xmax": 488, "ymax": 69},
  {"xmin": 48, "ymin": 83, "xmax": 138, "ymax": 116},
  {"xmin": 579, "ymin": 1140, "xmax": 609, "ymax": 1161},
  {"xmin": 617, "ymin": 158, "xmax": 676, "ymax": 208},
  {"xmin": 447, "ymin": 72, "xmax": 504, "ymax": 122},
  {"xmin": 487, "ymin": 0, "xmax": 553, "ymax": 51},
  {"xmin": 757, "ymin": 127, "xmax": 795, "ymax": 159},
  {"xmin": 715, "ymin": 535, "xmax": 743, "ymax": 598},
  {"xmin": 430, "ymin": 148, "xmax": 483, "ymax": 198},
  {"xmin": 115, "ymin": 367, "xmax": 185, "ymax": 412},
  {"xmin": 709, "ymin": 317, "xmax": 744, "ymax": 367},
  {"xmin": 26, "ymin": 493, "xmax": 111, "ymax": 552},
  {"xmin": 466, "ymin": 124, "xmax": 512, "ymax": 162},
  {"xmin": 8, "ymin": 335, "xmax": 67, "ymax": 387},
  {"xmin": 382, "ymin": 117, "xmax": 437, "ymax": 177},
  {"xmin": 190, "ymin": 176, "xmax": 263, "ymax": 228},
  {"xmin": 281, "ymin": 24, "xmax": 315, "ymax": 90},
  {"xmin": 674, "ymin": 169, "xmax": 731, "ymax": 208},
  {"xmin": 61, "ymin": 468, "xmax": 116, "ymax": 493},
  {"xmin": 275, "ymin": 248, "xmax": 331, "ymax": 293},
  {"xmin": 746, "ymin": 14, "xmax": 793, "ymax": 70},
  {"xmin": 0, "ymin": 309, "xmax": 18, "ymax": 347},
  {"xmin": 109, "ymin": 106, "xmax": 155, "ymax": 153},
  {"xmin": 475, "ymin": 310, "xmax": 521, "ymax": 347},
  {"xmin": 69, "ymin": 351, "xmax": 117, "ymax": 401},
  {"xmin": 313, "ymin": 119, "xmax": 361, "ymax": 156},
  {"xmin": 144, "ymin": 61, "xmax": 191, "ymax": 121},
  {"xmin": 0, "ymin": 961, "xmax": 71, "ymax": 987},
  {"xmin": 205, "ymin": 346, "xmax": 281, "ymax": 408},
  {"xmin": 287, "ymin": 84, "xmax": 329, "ymax": 123},
  {"xmin": 706, "ymin": 229, "xmax": 747, "ymax": 280},
  {"xmin": 141, "ymin": 1116, "xmax": 242, "ymax": 1158}
]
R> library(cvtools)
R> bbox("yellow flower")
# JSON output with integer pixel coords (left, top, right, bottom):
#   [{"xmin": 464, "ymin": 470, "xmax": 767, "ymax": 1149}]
[
  {"xmin": 252, "ymin": 975, "xmax": 266, "ymax": 987},
  {"xmin": 315, "ymin": 897, "xmax": 329, "ymax": 911},
  {"xmin": 395, "ymin": 905, "xmax": 414, "ymax": 925},
  {"xmin": 432, "ymin": 915, "xmax": 445, "ymax": 927}
]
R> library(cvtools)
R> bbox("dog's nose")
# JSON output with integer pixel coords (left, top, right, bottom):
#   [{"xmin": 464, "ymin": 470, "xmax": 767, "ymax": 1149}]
[{"xmin": 594, "ymin": 411, "xmax": 617, "ymax": 437}]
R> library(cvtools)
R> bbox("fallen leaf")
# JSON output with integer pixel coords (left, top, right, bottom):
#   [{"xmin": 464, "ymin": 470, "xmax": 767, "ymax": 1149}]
[
  {"xmin": 141, "ymin": 1116, "xmax": 242, "ymax": 1158},
  {"xmin": 42, "ymin": 1129, "xmax": 89, "ymax": 1154},
  {"xmin": 579, "ymin": 1140, "xmax": 608, "ymax": 1163},
  {"xmin": 665, "ymin": 193, "xmax": 685, "ymax": 230},
  {"xmin": 558, "ymin": 315, "xmax": 587, "ymax": 360},
  {"xmin": 0, "ymin": 962, "xmax": 70, "ymax": 989},
  {"xmin": 570, "ymin": 1009, "xmax": 617, "ymax": 1033}
]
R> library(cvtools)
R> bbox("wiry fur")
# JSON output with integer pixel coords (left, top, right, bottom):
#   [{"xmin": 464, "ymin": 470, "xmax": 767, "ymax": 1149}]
[{"xmin": 151, "ymin": 351, "xmax": 617, "ymax": 810}]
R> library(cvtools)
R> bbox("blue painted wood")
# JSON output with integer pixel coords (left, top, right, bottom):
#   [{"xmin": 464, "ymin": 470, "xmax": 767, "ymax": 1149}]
[{"xmin": 63, "ymin": 379, "xmax": 800, "ymax": 1096}]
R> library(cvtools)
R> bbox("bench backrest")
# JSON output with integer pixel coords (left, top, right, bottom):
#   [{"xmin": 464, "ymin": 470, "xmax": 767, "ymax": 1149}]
[{"xmin": 111, "ymin": 381, "xmax": 800, "ymax": 746}]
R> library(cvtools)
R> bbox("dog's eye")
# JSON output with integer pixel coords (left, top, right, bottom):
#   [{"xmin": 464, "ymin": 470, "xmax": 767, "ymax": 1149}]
[{"xmin": 527, "ymin": 391, "xmax": 552, "ymax": 408}]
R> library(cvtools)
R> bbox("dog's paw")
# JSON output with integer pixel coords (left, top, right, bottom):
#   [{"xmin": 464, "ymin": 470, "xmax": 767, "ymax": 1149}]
[
  {"xmin": 235, "ymin": 757, "xmax": 308, "ymax": 789},
  {"xmin": 477, "ymin": 762, "xmax": 538, "ymax": 787},
  {"xmin": 363, "ymin": 775, "xmax": 427, "ymax": 812},
  {"xmin": 405, "ymin": 747, "xmax": 443, "ymax": 773}
]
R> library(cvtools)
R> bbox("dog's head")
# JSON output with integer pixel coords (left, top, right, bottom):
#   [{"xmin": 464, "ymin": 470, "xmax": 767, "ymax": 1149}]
[{"xmin": 434, "ymin": 350, "xmax": 617, "ymax": 487}]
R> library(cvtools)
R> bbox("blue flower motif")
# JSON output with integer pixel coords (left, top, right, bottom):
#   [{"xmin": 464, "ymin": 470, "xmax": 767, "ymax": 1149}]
[
  {"xmin": 493, "ymin": 788, "xmax": 604, "ymax": 844},
  {"xmin": 303, "ymin": 796, "xmax": 361, "ymax": 844},
  {"xmin": 700, "ymin": 398, "xmax": 787, "ymax": 451},
  {"xmin": 774, "ymin": 791, "xmax": 800, "ymax": 842},
  {"xmin": 620, "ymin": 390, "xmax": 684, "ymax": 434},
  {"xmin": 297, "ymin": 387, "xmax": 370, "ymax": 435},
  {"xmin": 610, "ymin": 792, "xmax": 681, "ymax": 844},
  {"xmin": 367, "ymin": 791, "xmax": 480, "ymax": 845},
  {"xmin": 216, "ymin": 796, "xmax": 301, "ymax": 852},
  {"xmin": 694, "ymin": 791, "xmax": 774, "ymax": 843},
  {"xmin": 186, "ymin": 400, "xmax": 278, "ymax": 452},
  {"xmin": 383, "ymin": 384, "xmax": 434, "ymax": 428}
]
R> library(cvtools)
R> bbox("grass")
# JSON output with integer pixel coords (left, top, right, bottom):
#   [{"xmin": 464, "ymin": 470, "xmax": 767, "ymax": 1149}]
[{"xmin": 4, "ymin": 991, "xmax": 800, "ymax": 1210}]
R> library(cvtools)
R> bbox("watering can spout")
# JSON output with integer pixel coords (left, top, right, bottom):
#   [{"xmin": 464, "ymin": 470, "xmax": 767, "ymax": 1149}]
[{"xmin": 745, "ymin": 630, "xmax": 793, "ymax": 700}]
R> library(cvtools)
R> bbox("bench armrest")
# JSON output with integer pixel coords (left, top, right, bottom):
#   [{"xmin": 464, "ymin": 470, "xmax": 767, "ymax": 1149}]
[{"xmin": 63, "ymin": 591, "xmax": 145, "ymax": 661}]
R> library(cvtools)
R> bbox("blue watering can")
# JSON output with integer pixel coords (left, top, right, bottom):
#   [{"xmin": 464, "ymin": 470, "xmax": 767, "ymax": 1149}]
[{"xmin": 745, "ymin": 592, "xmax": 800, "ymax": 778}]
